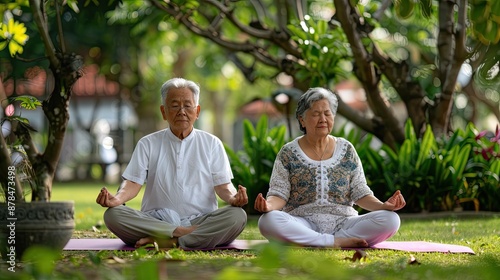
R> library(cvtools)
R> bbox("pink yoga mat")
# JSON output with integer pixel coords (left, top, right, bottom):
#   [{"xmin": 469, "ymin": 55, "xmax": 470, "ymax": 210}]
[
  {"xmin": 371, "ymin": 241, "xmax": 475, "ymax": 254},
  {"xmin": 63, "ymin": 239, "xmax": 266, "ymax": 251},
  {"xmin": 63, "ymin": 239, "xmax": 475, "ymax": 254}
]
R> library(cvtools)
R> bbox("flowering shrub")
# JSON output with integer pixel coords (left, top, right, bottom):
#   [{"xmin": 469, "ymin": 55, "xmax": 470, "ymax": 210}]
[
  {"xmin": 465, "ymin": 125, "xmax": 500, "ymax": 211},
  {"xmin": 0, "ymin": 18, "xmax": 29, "ymax": 56},
  {"xmin": 339, "ymin": 121, "xmax": 500, "ymax": 213}
]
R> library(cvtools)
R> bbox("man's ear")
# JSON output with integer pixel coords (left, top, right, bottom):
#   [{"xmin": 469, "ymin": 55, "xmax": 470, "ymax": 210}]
[
  {"xmin": 196, "ymin": 105, "xmax": 201, "ymax": 119},
  {"xmin": 160, "ymin": 105, "xmax": 168, "ymax": 120}
]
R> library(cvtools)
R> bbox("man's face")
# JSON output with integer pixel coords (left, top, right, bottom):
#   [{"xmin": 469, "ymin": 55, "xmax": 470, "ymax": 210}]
[{"xmin": 160, "ymin": 87, "xmax": 200, "ymax": 139}]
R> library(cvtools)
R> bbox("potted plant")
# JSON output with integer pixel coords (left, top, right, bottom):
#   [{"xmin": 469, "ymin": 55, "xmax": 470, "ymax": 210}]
[{"xmin": 0, "ymin": 0, "xmax": 82, "ymax": 260}]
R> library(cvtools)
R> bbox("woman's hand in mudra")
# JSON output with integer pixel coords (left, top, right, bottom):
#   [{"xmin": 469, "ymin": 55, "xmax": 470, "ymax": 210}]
[{"xmin": 384, "ymin": 190, "xmax": 406, "ymax": 211}]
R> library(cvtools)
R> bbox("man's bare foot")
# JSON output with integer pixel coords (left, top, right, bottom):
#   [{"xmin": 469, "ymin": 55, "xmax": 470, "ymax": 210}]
[
  {"xmin": 134, "ymin": 225, "xmax": 197, "ymax": 248},
  {"xmin": 135, "ymin": 236, "xmax": 179, "ymax": 248},
  {"xmin": 172, "ymin": 225, "xmax": 198, "ymax": 237},
  {"xmin": 333, "ymin": 237, "xmax": 368, "ymax": 248},
  {"xmin": 135, "ymin": 236, "xmax": 155, "ymax": 248}
]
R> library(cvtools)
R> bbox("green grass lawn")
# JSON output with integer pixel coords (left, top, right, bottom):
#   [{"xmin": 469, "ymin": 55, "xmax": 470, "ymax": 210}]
[
  {"xmin": 51, "ymin": 181, "xmax": 144, "ymax": 231},
  {"xmin": 15, "ymin": 182, "xmax": 500, "ymax": 279}
]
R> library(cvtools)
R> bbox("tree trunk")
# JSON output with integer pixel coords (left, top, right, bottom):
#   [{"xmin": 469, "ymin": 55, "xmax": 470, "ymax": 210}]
[
  {"xmin": 333, "ymin": 0, "xmax": 405, "ymax": 148},
  {"xmin": 430, "ymin": 0, "xmax": 468, "ymax": 137},
  {"xmin": 25, "ymin": 0, "xmax": 83, "ymax": 201},
  {"xmin": 0, "ymin": 131, "xmax": 24, "ymax": 201}
]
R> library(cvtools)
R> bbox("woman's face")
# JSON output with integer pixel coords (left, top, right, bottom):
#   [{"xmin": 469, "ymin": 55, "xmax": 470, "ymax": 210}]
[
  {"xmin": 160, "ymin": 87, "xmax": 200, "ymax": 139},
  {"xmin": 300, "ymin": 99, "xmax": 334, "ymax": 137}
]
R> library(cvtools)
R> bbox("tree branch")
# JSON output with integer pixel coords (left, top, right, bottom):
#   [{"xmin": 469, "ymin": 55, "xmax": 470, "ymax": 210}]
[
  {"xmin": 150, "ymin": 0, "xmax": 300, "ymax": 65},
  {"xmin": 333, "ymin": 0, "xmax": 404, "ymax": 146},
  {"xmin": 54, "ymin": 0, "xmax": 65, "ymax": 53},
  {"xmin": 372, "ymin": 47, "xmax": 427, "ymax": 134},
  {"xmin": 463, "ymin": 75, "xmax": 500, "ymax": 121},
  {"xmin": 373, "ymin": 0, "xmax": 392, "ymax": 21},
  {"xmin": 29, "ymin": 0, "xmax": 60, "ymax": 69}
]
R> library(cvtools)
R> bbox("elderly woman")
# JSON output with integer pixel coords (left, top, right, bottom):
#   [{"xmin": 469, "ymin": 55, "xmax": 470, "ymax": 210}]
[{"xmin": 254, "ymin": 87, "xmax": 405, "ymax": 248}]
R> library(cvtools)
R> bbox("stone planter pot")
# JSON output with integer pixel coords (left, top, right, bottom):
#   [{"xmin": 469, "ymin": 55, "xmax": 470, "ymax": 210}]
[{"xmin": 0, "ymin": 201, "xmax": 75, "ymax": 260}]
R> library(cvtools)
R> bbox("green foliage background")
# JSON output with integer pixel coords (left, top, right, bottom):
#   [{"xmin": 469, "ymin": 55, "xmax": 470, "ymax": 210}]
[{"xmin": 226, "ymin": 117, "xmax": 500, "ymax": 214}]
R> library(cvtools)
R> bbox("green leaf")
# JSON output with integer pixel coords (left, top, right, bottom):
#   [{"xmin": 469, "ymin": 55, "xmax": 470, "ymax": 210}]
[
  {"xmin": 434, "ymin": 152, "xmax": 447, "ymax": 186},
  {"xmin": 404, "ymin": 119, "xmax": 417, "ymax": 145},
  {"xmin": 492, "ymin": 0, "xmax": 500, "ymax": 17},
  {"xmin": 6, "ymin": 115, "xmax": 29, "ymax": 124},
  {"xmin": 365, "ymin": 148, "xmax": 383, "ymax": 175},
  {"xmin": 474, "ymin": 20, "xmax": 498, "ymax": 44},
  {"xmin": 398, "ymin": 140, "xmax": 412, "ymax": 174},
  {"xmin": 131, "ymin": 260, "xmax": 159, "ymax": 279},
  {"xmin": 484, "ymin": 21, "xmax": 499, "ymax": 43},
  {"xmin": 451, "ymin": 144, "xmax": 471, "ymax": 180},
  {"xmin": 22, "ymin": 246, "xmax": 60, "ymax": 275},
  {"xmin": 382, "ymin": 145, "xmax": 398, "ymax": 162},
  {"xmin": 420, "ymin": 0, "xmax": 432, "ymax": 18},
  {"xmin": 255, "ymin": 114, "xmax": 268, "ymax": 139},
  {"xmin": 416, "ymin": 125, "xmax": 435, "ymax": 169},
  {"xmin": 470, "ymin": 1, "xmax": 489, "ymax": 21},
  {"xmin": 288, "ymin": 25, "xmax": 308, "ymax": 41},
  {"xmin": 316, "ymin": 20, "xmax": 327, "ymax": 36},
  {"xmin": 18, "ymin": 120, "xmax": 38, "ymax": 132},
  {"xmin": 12, "ymin": 95, "xmax": 42, "ymax": 110},
  {"xmin": 242, "ymin": 119, "xmax": 257, "ymax": 153},
  {"xmin": 444, "ymin": 131, "xmax": 460, "ymax": 150},
  {"xmin": 395, "ymin": 0, "xmax": 415, "ymax": 19},
  {"xmin": 489, "ymin": 159, "xmax": 500, "ymax": 175},
  {"xmin": 383, "ymin": 170, "xmax": 396, "ymax": 191},
  {"xmin": 358, "ymin": 134, "xmax": 373, "ymax": 151}
]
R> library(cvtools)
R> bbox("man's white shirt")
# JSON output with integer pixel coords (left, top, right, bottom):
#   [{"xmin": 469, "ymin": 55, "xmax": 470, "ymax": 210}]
[{"xmin": 122, "ymin": 128, "xmax": 233, "ymax": 223}]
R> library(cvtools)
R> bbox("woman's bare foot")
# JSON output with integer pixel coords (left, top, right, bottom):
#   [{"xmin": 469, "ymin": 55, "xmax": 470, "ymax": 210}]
[
  {"xmin": 333, "ymin": 237, "xmax": 368, "ymax": 248},
  {"xmin": 135, "ymin": 236, "xmax": 179, "ymax": 248}
]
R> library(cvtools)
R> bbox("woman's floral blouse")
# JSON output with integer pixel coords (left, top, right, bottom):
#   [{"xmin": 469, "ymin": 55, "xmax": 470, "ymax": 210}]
[{"xmin": 267, "ymin": 136, "xmax": 373, "ymax": 234}]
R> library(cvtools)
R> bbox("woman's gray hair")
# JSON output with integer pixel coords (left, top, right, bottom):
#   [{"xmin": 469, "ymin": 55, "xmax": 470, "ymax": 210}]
[
  {"xmin": 160, "ymin": 78, "xmax": 200, "ymax": 106},
  {"xmin": 295, "ymin": 87, "xmax": 338, "ymax": 134}
]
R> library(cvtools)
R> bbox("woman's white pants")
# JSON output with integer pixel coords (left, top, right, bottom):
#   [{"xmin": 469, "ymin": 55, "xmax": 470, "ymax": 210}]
[{"xmin": 258, "ymin": 210, "xmax": 400, "ymax": 247}]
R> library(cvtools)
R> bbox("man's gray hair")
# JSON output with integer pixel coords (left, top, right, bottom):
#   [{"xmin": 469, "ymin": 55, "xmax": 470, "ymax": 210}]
[
  {"xmin": 295, "ymin": 87, "xmax": 338, "ymax": 134},
  {"xmin": 160, "ymin": 78, "xmax": 200, "ymax": 106}
]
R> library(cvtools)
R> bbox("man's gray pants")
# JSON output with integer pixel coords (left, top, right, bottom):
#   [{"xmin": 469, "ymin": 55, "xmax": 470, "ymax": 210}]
[{"xmin": 104, "ymin": 205, "xmax": 247, "ymax": 249}]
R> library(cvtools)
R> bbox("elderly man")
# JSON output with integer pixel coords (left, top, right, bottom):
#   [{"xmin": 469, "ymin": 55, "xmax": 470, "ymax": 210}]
[{"xmin": 96, "ymin": 78, "xmax": 248, "ymax": 249}]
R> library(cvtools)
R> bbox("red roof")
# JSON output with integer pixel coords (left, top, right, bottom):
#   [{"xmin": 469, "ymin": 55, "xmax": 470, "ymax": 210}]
[
  {"xmin": 2, "ymin": 64, "xmax": 120, "ymax": 98},
  {"xmin": 239, "ymin": 99, "xmax": 282, "ymax": 119}
]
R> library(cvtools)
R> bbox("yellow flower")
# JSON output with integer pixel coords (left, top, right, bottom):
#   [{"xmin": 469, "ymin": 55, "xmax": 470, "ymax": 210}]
[{"xmin": 0, "ymin": 18, "xmax": 29, "ymax": 57}]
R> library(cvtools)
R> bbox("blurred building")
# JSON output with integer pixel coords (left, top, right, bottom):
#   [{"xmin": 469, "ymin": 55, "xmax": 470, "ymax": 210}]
[
  {"xmin": 1, "ymin": 65, "xmax": 138, "ymax": 183},
  {"xmin": 232, "ymin": 98, "xmax": 285, "ymax": 150}
]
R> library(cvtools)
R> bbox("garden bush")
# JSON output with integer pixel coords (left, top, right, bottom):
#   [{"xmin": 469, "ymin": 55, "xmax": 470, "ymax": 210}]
[
  {"xmin": 224, "ymin": 115, "xmax": 287, "ymax": 215},
  {"xmin": 227, "ymin": 117, "xmax": 499, "ymax": 214},
  {"xmin": 352, "ymin": 121, "xmax": 500, "ymax": 213}
]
